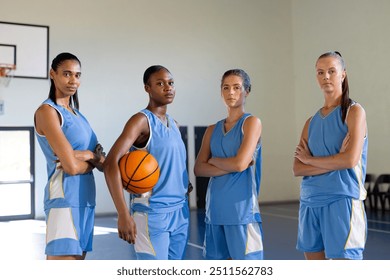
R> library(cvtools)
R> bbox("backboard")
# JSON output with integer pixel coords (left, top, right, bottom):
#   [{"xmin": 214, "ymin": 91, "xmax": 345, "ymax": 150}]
[{"xmin": 0, "ymin": 21, "xmax": 49, "ymax": 79}]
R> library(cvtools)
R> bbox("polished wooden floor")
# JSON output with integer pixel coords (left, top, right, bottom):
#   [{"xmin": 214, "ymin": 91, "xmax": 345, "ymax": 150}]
[{"xmin": 1, "ymin": 202, "xmax": 389, "ymax": 260}]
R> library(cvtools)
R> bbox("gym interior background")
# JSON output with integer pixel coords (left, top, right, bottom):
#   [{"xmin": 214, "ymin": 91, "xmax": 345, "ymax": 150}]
[{"xmin": 0, "ymin": 1, "xmax": 389, "ymax": 224}]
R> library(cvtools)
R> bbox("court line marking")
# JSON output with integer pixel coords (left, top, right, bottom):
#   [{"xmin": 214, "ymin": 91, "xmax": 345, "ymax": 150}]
[{"xmin": 187, "ymin": 242, "xmax": 203, "ymax": 250}]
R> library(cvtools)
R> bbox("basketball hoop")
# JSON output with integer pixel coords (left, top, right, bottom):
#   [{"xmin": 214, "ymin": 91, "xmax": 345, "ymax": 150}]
[{"xmin": 0, "ymin": 63, "xmax": 16, "ymax": 87}]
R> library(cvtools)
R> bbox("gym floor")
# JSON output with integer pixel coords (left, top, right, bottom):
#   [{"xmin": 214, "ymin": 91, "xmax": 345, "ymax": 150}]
[{"xmin": 1, "ymin": 202, "xmax": 389, "ymax": 260}]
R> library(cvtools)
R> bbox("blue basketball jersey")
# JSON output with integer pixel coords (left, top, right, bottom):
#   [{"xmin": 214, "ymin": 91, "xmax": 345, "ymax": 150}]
[
  {"xmin": 35, "ymin": 99, "xmax": 97, "ymax": 209},
  {"xmin": 205, "ymin": 113, "xmax": 262, "ymax": 225},
  {"xmin": 130, "ymin": 109, "xmax": 188, "ymax": 214},
  {"xmin": 300, "ymin": 104, "xmax": 368, "ymax": 206}
]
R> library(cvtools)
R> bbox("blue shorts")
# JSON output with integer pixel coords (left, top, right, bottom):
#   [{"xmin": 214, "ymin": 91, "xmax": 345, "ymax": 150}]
[
  {"xmin": 203, "ymin": 223, "xmax": 264, "ymax": 260},
  {"xmin": 297, "ymin": 198, "xmax": 367, "ymax": 259},
  {"xmin": 133, "ymin": 204, "xmax": 189, "ymax": 260},
  {"xmin": 45, "ymin": 206, "xmax": 95, "ymax": 256}
]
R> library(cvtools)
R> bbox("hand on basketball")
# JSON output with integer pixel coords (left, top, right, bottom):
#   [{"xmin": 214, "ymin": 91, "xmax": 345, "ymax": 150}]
[{"xmin": 294, "ymin": 140, "xmax": 312, "ymax": 164}]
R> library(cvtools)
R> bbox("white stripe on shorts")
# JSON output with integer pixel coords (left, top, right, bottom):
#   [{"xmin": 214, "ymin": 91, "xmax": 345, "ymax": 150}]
[
  {"xmin": 246, "ymin": 223, "xmax": 263, "ymax": 254},
  {"xmin": 49, "ymin": 165, "xmax": 64, "ymax": 199},
  {"xmin": 345, "ymin": 199, "xmax": 366, "ymax": 249},
  {"xmin": 133, "ymin": 212, "xmax": 156, "ymax": 256},
  {"xmin": 46, "ymin": 208, "xmax": 78, "ymax": 244}
]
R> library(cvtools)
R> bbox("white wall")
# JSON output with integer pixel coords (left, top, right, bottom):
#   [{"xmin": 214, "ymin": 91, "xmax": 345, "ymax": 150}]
[
  {"xmin": 292, "ymin": 0, "xmax": 390, "ymax": 179},
  {"xmin": 1, "ymin": 0, "xmax": 388, "ymax": 219}
]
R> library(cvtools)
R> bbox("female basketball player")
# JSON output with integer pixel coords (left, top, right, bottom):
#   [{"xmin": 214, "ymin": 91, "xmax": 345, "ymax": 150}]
[
  {"xmin": 103, "ymin": 65, "xmax": 190, "ymax": 260},
  {"xmin": 293, "ymin": 51, "xmax": 368, "ymax": 260},
  {"xmin": 194, "ymin": 69, "xmax": 263, "ymax": 260},
  {"xmin": 34, "ymin": 52, "xmax": 105, "ymax": 260}
]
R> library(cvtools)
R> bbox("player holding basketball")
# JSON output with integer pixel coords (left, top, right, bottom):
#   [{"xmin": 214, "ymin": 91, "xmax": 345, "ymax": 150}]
[
  {"xmin": 34, "ymin": 52, "xmax": 105, "ymax": 260},
  {"xmin": 104, "ymin": 65, "xmax": 189, "ymax": 260},
  {"xmin": 194, "ymin": 69, "xmax": 263, "ymax": 260},
  {"xmin": 293, "ymin": 51, "xmax": 368, "ymax": 260}
]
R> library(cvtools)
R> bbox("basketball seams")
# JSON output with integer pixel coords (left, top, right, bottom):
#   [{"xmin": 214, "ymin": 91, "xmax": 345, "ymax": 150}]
[
  {"xmin": 130, "ymin": 155, "xmax": 159, "ymax": 182},
  {"xmin": 124, "ymin": 152, "xmax": 149, "ymax": 191},
  {"xmin": 119, "ymin": 150, "xmax": 160, "ymax": 194}
]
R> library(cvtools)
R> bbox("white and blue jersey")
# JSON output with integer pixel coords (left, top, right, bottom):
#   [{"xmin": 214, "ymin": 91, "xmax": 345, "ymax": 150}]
[
  {"xmin": 300, "ymin": 104, "xmax": 368, "ymax": 207},
  {"xmin": 130, "ymin": 109, "xmax": 188, "ymax": 214},
  {"xmin": 205, "ymin": 113, "xmax": 262, "ymax": 225},
  {"xmin": 35, "ymin": 99, "xmax": 97, "ymax": 209},
  {"xmin": 35, "ymin": 98, "xmax": 98, "ymax": 255}
]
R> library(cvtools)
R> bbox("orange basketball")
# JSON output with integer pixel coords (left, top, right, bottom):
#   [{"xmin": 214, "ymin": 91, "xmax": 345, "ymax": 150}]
[{"xmin": 119, "ymin": 150, "xmax": 160, "ymax": 194}]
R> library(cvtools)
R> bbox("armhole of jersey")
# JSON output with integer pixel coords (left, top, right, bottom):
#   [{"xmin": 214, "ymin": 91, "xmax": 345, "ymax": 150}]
[
  {"xmin": 345, "ymin": 101, "xmax": 357, "ymax": 126},
  {"xmin": 345, "ymin": 102, "xmax": 367, "ymax": 138},
  {"xmin": 306, "ymin": 116, "xmax": 314, "ymax": 137},
  {"xmin": 307, "ymin": 115, "xmax": 314, "ymax": 128},
  {"xmin": 135, "ymin": 111, "xmax": 152, "ymax": 150},
  {"xmin": 241, "ymin": 114, "xmax": 252, "ymax": 135},
  {"xmin": 35, "ymin": 103, "xmax": 64, "ymax": 137},
  {"xmin": 241, "ymin": 115, "xmax": 262, "ymax": 146}
]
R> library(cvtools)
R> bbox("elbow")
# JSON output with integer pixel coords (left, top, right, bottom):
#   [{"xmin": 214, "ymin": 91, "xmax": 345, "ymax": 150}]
[
  {"xmin": 292, "ymin": 163, "xmax": 303, "ymax": 177},
  {"xmin": 62, "ymin": 165, "xmax": 79, "ymax": 176},
  {"xmin": 102, "ymin": 160, "xmax": 109, "ymax": 174},
  {"xmin": 340, "ymin": 151, "xmax": 360, "ymax": 169},
  {"xmin": 103, "ymin": 159, "xmax": 118, "ymax": 177},
  {"xmin": 292, "ymin": 168, "xmax": 301, "ymax": 177},
  {"xmin": 103, "ymin": 161, "xmax": 112, "ymax": 177},
  {"xmin": 193, "ymin": 164, "xmax": 201, "ymax": 177},
  {"xmin": 235, "ymin": 162, "xmax": 250, "ymax": 173},
  {"xmin": 344, "ymin": 157, "xmax": 360, "ymax": 169}
]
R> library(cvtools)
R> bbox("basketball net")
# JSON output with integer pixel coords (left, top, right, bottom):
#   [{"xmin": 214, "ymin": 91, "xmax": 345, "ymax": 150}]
[{"xmin": 0, "ymin": 63, "xmax": 16, "ymax": 87}]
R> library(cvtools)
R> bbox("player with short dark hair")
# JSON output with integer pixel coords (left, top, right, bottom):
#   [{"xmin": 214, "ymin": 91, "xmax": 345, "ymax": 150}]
[{"xmin": 104, "ymin": 65, "xmax": 190, "ymax": 260}]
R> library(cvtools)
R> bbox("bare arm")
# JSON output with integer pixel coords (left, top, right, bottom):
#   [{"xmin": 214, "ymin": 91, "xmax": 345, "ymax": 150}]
[
  {"xmin": 295, "ymin": 105, "xmax": 366, "ymax": 171},
  {"xmin": 208, "ymin": 116, "xmax": 262, "ymax": 172},
  {"xmin": 35, "ymin": 104, "xmax": 94, "ymax": 176},
  {"xmin": 74, "ymin": 143, "xmax": 105, "ymax": 172},
  {"xmin": 293, "ymin": 117, "xmax": 332, "ymax": 176},
  {"xmin": 89, "ymin": 143, "xmax": 105, "ymax": 172},
  {"xmin": 103, "ymin": 113, "xmax": 149, "ymax": 244},
  {"xmin": 194, "ymin": 125, "xmax": 229, "ymax": 177}
]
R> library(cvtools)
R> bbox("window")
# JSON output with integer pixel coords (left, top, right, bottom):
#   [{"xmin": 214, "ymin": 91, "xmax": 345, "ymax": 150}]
[{"xmin": 0, "ymin": 127, "xmax": 35, "ymax": 220}]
